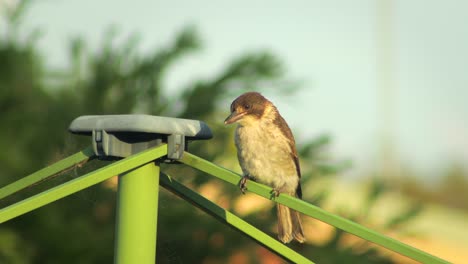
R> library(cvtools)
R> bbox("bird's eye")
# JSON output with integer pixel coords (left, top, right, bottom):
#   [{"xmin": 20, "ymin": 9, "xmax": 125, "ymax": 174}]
[{"xmin": 245, "ymin": 104, "xmax": 251, "ymax": 109}]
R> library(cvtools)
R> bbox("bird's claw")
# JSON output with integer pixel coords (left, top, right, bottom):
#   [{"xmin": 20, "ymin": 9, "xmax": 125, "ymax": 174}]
[
  {"xmin": 239, "ymin": 176, "xmax": 249, "ymax": 194},
  {"xmin": 270, "ymin": 188, "xmax": 280, "ymax": 199}
]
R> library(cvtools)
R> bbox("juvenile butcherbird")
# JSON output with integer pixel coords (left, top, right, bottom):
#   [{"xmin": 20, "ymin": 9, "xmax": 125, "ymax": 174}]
[{"xmin": 224, "ymin": 92, "xmax": 305, "ymax": 243}]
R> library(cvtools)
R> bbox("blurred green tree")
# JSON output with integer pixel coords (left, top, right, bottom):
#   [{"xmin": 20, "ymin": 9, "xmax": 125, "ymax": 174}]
[
  {"xmin": 0, "ymin": 2, "xmax": 422, "ymax": 263},
  {"xmin": 398, "ymin": 164, "xmax": 468, "ymax": 212}
]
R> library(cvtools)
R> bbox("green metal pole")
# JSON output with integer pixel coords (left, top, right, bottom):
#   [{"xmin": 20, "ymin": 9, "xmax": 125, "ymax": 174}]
[{"xmin": 114, "ymin": 162, "xmax": 159, "ymax": 264}]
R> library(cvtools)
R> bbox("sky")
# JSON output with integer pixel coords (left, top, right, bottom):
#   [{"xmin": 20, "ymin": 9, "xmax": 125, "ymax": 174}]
[{"xmin": 3, "ymin": 0, "xmax": 468, "ymax": 180}]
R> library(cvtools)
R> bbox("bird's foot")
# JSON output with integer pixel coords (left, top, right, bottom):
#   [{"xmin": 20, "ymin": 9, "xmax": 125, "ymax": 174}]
[
  {"xmin": 270, "ymin": 188, "xmax": 280, "ymax": 199},
  {"xmin": 239, "ymin": 175, "xmax": 249, "ymax": 194}
]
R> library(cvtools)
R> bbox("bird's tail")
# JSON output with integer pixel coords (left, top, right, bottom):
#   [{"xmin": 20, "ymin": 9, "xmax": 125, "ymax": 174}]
[{"xmin": 277, "ymin": 203, "xmax": 306, "ymax": 243}]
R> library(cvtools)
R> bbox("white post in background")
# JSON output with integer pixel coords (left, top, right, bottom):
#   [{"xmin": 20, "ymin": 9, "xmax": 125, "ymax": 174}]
[{"xmin": 376, "ymin": 0, "xmax": 399, "ymax": 180}]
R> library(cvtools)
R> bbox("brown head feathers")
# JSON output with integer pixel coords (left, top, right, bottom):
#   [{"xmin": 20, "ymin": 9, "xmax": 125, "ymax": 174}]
[
  {"xmin": 230, "ymin": 92, "xmax": 269, "ymax": 118},
  {"xmin": 224, "ymin": 92, "xmax": 272, "ymax": 124}
]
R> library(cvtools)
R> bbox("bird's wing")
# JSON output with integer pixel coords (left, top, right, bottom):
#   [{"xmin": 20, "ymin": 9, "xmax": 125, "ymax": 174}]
[
  {"xmin": 273, "ymin": 112, "xmax": 302, "ymax": 198},
  {"xmin": 273, "ymin": 113, "xmax": 301, "ymax": 177}
]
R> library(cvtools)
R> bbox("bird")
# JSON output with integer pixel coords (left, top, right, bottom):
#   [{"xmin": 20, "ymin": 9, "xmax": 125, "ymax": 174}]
[{"xmin": 224, "ymin": 91, "xmax": 305, "ymax": 243}]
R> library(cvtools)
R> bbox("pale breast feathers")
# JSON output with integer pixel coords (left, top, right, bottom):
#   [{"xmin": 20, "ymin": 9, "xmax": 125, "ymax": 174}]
[{"xmin": 235, "ymin": 108, "xmax": 300, "ymax": 194}]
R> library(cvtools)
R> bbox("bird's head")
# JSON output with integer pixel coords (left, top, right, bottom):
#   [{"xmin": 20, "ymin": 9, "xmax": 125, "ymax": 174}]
[{"xmin": 224, "ymin": 92, "xmax": 270, "ymax": 126}]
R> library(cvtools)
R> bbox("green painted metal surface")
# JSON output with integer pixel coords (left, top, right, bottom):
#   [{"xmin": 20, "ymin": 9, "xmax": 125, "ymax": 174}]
[
  {"xmin": 0, "ymin": 141, "xmax": 451, "ymax": 264},
  {"xmin": 160, "ymin": 173, "xmax": 314, "ymax": 264},
  {"xmin": 0, "ymin": 144, "xmax": 167, "ymax": 224},
  {"xmin": 0, "ymin": 146, "xmax": 95, "ymax": 200},
  {"xmin": 180, "ymin": 151, "xmax": 449, "ymax": 264},
  {"xmin": 114, "ymin": 162, "xmax": 160, "ymax": 264}
]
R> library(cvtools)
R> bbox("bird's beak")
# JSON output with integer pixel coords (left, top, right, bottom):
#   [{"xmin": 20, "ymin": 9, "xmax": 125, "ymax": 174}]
[{"xmin": 224, "ymin": 111, "xmax": 247, "ymax": 125}]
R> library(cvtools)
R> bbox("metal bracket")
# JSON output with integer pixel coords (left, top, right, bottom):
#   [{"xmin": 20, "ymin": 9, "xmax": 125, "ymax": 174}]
[
  {"xmin": 167, "ymin": 134, "xmax": 185, "ymax": 160},
  {"xmin": 91, "ymin": 130, "xmax": 186, "ymax": 161},
  {"xmin": 92, "ymin": 130, "xmax": 163, "ymax": 160}
]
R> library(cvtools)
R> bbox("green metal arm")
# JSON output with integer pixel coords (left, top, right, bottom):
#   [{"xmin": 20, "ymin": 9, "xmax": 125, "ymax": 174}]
[
  {"xmin": 0, "ymin": 146, "xmax": 95, "ymax": 200},
  {"xmin": 160, "ymin": 172, "xmax": 313, "ymax": 264},
  {"xmin": 0, "ymin": 144, "xmax": 167, "ymax": 224},
  {"xmin": 179, "ymin": 151, "xmax": 449, "ymax": 264}
]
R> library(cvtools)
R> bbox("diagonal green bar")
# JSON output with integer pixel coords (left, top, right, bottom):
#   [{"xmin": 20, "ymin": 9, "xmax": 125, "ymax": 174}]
[
  {"xmin": 159, "ymin": 173, "xmax": 314, "ymax": 264},
  {"xmin": 0, "ymin": 146, "xmax": 96, "ymax": 200},
  {"xmin": 180, "ymin": 152, "xmax": 450, "ymax": 264},
  {"xmin": 0, "ymin": 144, "xmax": 167, "ymax": 224}
]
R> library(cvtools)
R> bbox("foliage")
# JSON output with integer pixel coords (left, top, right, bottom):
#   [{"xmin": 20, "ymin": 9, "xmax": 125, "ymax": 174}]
[
  {"xmin": 0, "ymin": 3, "xmax": 421, "ymax": 263},
  {"xmin": 397, "ymin": 164, "xmax": 468, "ymax": 212}
]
